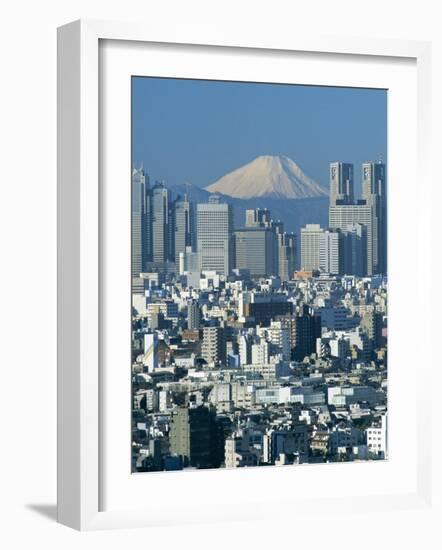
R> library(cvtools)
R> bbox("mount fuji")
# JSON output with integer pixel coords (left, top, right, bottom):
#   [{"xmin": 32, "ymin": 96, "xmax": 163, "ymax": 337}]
[{"xmin": 205, "ymin": 155, "xmax": 328, "ymax": 199}]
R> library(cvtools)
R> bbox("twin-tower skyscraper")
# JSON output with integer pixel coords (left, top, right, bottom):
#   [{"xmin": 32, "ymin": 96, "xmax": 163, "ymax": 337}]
[{"xmin": 329, "ymin": 161, "xmax": 387, "ymax": 276}]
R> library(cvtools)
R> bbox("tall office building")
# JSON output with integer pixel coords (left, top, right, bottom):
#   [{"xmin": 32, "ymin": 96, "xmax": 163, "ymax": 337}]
[
  {"xmin": 277, "ymin": 231, "xmax": 296, "ymax": 281},
  {"xmin": 329, "ymin": 204, "xmax": 374, "ymax": 275},
  {"xmin": 342, "ymin": 223, "xmax": 367, "ymax": 276},
  {"xmin": 131, "ymin": 166, "xmax": 149, "ymax": 277},
  {"xmin": 300, "ymin": 224, "xmax": 324, "ymax": 271},
  {"xmin": 174, "ymin": 195, "xmax": 194, "ymax": 271},
  {"xmin": 330, "ymin": 162, "xmax": 354, "ymax": 206},
  {"xmin": 293, "ymin": 305, "xmax": 322, "ymax": 361},
  {"xmin": 151, "ymin": 181, "xmax": 173, "ymax": 266},
  {"xmin": 362, "ymin": 161, "xmax": 387, "ymax": 274},
  {"xmin": 245, "ymin": 208, "xmax": 271, "ymax": 227},
  {"xmin": 243, "ymin": 209, "xmax": 295, "ymax": 280},
  {"xmin": 319, "ymin": 229, "xmax": 343, "ymax": 275},
  {"xmin": 329, "ymin": 160, "xmax": 386, "ymax": 276},
  {"xmin": 197, "ymin": 195, "xmax": 234, "ymax": 275},
  {"xmin": 234, "ymin": 227, "xmax": 278, "ymax": 277}
]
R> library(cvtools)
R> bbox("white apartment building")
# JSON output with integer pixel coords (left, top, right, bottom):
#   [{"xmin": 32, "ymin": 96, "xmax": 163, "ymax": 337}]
[
  {"xmin": 251, "ymin": 341, "xmax": 270, "ymax": 365},
  {"xmin": 366, "ymin": 414, "xmax": 387, "ymax": 457},
  {"xmin": 268, "ymin": 321, "xmax": 291, "ymax": 361}
]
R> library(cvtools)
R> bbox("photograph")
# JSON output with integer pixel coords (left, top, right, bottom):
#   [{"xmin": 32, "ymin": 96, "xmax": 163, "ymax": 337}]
[
  {"xmin": 131, "ymin": 77, "xmax": 388, "ymax": 473},
  {"xmin": 3, "ymin": 0, "xmax": 438, "ymax": 544}
]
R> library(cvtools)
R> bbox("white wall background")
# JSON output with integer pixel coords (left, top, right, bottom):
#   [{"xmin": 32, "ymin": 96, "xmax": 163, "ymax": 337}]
[{"xmin": 0, "ymin": 0, "xmax": 440, "ymax": 547}]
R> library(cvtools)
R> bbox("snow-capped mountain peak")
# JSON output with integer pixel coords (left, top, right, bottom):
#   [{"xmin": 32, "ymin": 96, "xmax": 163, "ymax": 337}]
[{"xmin": 205, "ymin": 155, "xmax": 327, "ymax": 199}]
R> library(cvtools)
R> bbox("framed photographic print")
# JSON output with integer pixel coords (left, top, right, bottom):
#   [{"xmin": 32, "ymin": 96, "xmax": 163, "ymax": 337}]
[
  {"xmin": 57, "ymin": 20, "xmax": 433, "ymax": 530},
  {"xmin": 130, "ymin": 76, "xmax": 388, "ymax": 474}
]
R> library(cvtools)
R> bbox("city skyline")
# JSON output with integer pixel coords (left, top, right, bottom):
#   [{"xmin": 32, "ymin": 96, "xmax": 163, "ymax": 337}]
[
  {"xmin": 131, "ymin": 79, "xmax": 388, "ymax": 474},
  {"xmin": 132, "ymin": 77, "xmax": 387, "ymax": 195}
]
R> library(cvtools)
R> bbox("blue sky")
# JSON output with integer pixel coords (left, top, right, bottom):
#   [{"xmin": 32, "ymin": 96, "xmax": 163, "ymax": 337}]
[{"xmin": 132, "ymin": 77, "xmax": 387, "ymax": 195}]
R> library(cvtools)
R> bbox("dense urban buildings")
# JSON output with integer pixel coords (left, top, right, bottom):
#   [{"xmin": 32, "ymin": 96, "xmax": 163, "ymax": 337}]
[{"xmin": 131, "ymin": 159, "xmax": 388, "ymax": 473}]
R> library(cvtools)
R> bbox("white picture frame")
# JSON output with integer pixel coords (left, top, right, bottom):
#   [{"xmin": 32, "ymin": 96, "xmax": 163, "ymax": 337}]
[{"xmin": 57, "ymin": 19, "xmax": 434, "ymax": 531}]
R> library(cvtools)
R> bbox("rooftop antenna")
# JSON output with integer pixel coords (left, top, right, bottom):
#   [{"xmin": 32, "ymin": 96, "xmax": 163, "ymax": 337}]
[{"xmin": 378, "ymin": 154, "xmax": 383, "ymax": 164}]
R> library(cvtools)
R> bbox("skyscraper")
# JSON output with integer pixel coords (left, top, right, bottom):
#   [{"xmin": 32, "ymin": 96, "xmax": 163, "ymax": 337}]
[
  {"xmin": 242, "ymin": 209, "xmax": 295, "ymax": 281},
  {"xmin": 276, "ymin": 230, "xmax": 296, "ymax": 282},
  {"xmin": 330, "ymin": 162, "xmax": 354, "ymax": 206},
  {"xmin": 174, "ymin": 195, "xmax": 194, "ymax": 271},
  {"xmin": 329, "ymin": 204, "xmax": 374, "ymax": 275},
  {"xmin": 197, "ymin": 195, "xmax": 234, "ymax": 275},
  {"xmin": 342, "ymin": 223, "xmax": 367, "ymax": 276},
  {"xmin": 329, "ymin": 160, "xmax": 386, "ymax": 276},
  {"xmin": 234, "ymin": 227, "xmax": 278, "ymax": 277},
  {"xmin": 301, "ymin": 224, "xmax": 324, "ymax": 271},
  {"xmin": 131, "ymin": 166, "xmax": 149, "ymax": 277},
  {"xmin": 245, "ymin": 208, "xmax": 271, "ymax": 227},
  {"xmin": 151, "ymin": 182, "xmax": 173, "ymax": 266},
  {"xmin": 362, "ymin": 161, "xmax": 387, "ymax": 274}
]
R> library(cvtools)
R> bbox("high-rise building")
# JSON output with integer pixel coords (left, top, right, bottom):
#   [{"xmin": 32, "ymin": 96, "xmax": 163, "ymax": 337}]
[
  {"xmin": 268, "ymin": 320, "xmax": 291, "ymax": 361},
  {"xmin": 329, "ymin": 204, "xmax": 374, "ymax": 275},
  {"xmin": 242, "ymin": 209, "xmax": 295, "ymax": 280},
  {"xmin": 131, "ymin": 166, "xmax": 149, "ymax": 277},
  {"xmin": 329, "ymin": 160, "xmax": 386, "ymax": 276},
  {"xmin": 245, "ymin": 208, "xmax": 271, "ymax": 227},
  {"xmin": 361, "ymin": 310, "xmax": 384, "ymax": 349},
  {"xmin": 275, "ymin": 314, "xmax": 297, "ymax": 351},
  {"xmin": 234, "ymin": 227, "xmax": 278, "ymax": 277},
  {"xmin": 174, "ymin": 195, "xmax": 194, "ymax": 271},
  {"xmin": 151, "ymin": 181, "xmax": 173, "ymax": 266},
  {"xmin": 201, "ymin": 326, "xmax": 226, "ymax": 367},
  {"xmin": 342, "ymin": 223, "xmax": 367, "ymax": 276},
  {"xmin": 169, "ymin": 406, "xmax": 224, "ymax": 468},
  {"xmin": 362, "ymin": 162, "xmax": 387, "ymax": 274},
  {"xmin": 319, "ymin": 229, "xmax": 343, "ymax": 275},
  {"xmin": 238, "ymin": 334, "xmax": 252, "ymax": 366},
  {"xmin": 293, "ymin": 305, "xmax": 322, "ymax": 361},
  {"xmin": 197, "ymin": 195, "xmax": 234, "ymax": 275},
  {"xmin": 277, "ymin": 231, "xmax": 296, "ymax": 281},
  {"xmin": 187, "ymin": 300, "xmax": 201, "ymax": 330},
  {"xmin": 330, "ymin": 162, "xmax": 354, "ymax": 205},
  {"xmin": 301, "ymin": 224, "xmax": 324, "ymax": 271}
]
